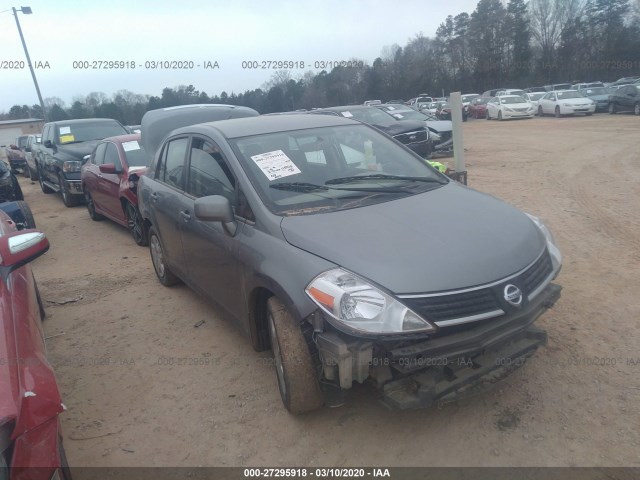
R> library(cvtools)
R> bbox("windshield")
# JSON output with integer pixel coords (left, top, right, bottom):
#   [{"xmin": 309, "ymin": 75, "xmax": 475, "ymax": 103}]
[
  {"xmin": 462, "ymin": 95, "xmax": 479, "ymax": 102},
  {"xmin": 337, "ymin": 108, "xmax": 396, "ymax": 126},
  {"xmin": 17, "ymin": 136, "xmax": 29, "ymax": 148},
  {"xmin": 527, "ymin": 92, "xmax": 546, "ymax": 101},
  {"xmin": 474, "ymin": 97, "xmax": 491, "ymax": 105},
  {"xmin": 230, "ymin": 124, "xmax": 446, "ymax": 215},
  {"xmin": 55, "ymin": 121, "xmax": 128, "ymax": 145},
  {"xmin": 384, "ymin": 109, "xmax": 425, "ymax": 121},
  {"xmin": 556, "ymin": 91, "xmax": 584, "ymax": 99},
  {"xmin": 416, "ymin": 97, "xmax": 432, "ymax": 103},
  {"xmin": 500, "ymin": 96, "xmax": 527, "ymax": 104}
]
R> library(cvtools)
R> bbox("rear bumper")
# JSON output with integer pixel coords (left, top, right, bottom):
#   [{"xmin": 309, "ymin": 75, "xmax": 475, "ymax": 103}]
[{"xmin": 315, "ymin": 282, "xmax": 561, "ymax": 409}]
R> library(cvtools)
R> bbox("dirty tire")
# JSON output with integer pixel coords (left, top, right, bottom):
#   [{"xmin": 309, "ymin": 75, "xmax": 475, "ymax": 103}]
[
  {"xmin": 23, "ymin": 167, "xmax": 30, "ymax": 179},
  {"xmin": 149, "ymin": 226, "xmax": 179, "ymax": 286},
  {"xmin": 84, "ymin": 190, "xmax": 104, "ymax": 221},
  {"xmin": 555, "ymin": 106, "xmax": 561, "ymax": 118},
  {"xmin": 14, "ymin": 200, "xmax": 36, "ymax": 229},
  {"xmin": 59, "ymin": 172, "xmax": 79, "ymax": 207},
  {"xmin": 267, "ymin": 296, "xmax": 324, "ymax": 414},
  {"xmin": 126, "ymin": 201, "xmax": 147, "ymax": 246},
  {"xmin": 28, "ymin": 163, "xmax": 39, "ymax": 181}
]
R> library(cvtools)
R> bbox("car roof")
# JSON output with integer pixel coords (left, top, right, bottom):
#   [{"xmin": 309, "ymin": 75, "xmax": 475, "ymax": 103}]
[
  {"xmin": 499, "ymin": 95, "xmax": 525, "ymax": 99},
  {"xmin": 101, "ymin": 133, "xmax": 141, "ymax": 144},
  {"xmin": 47, "ymin": 118, "xmax": 120, "ymax": 125},
  {"xmin": 180, "ymin": 113, "xmax": 361, "ymax": 139}
]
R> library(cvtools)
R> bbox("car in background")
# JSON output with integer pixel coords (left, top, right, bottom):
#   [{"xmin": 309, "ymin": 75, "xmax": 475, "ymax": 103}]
[
  {"xmin": 4, "ymin": 136, "xmax": 29, "ymax": 175},
  {"xmin": 609, "ymin": 76, "xmax": 640, "ymax": 87},
  {"xmin": 386, "ymin": 99, "xmax": 404, "ymax": 104},
  {"xmin": 486, "ymin": 95, "xmax": 535, "ymax": 120},
  {"xmin": 127, "ymin": 125, "xmax": 141, "ymax": 134},
  {"xmin": 544, "ymin": 83, "xmax": 573, "ymax": 92},
  {"xmin": 409, "ymin": 95, "xmax": 434, "ymax": 111},
  {"xmin": 608, "ymin": 84, "xmax": 640, "ymax": 115},
  {"xmin": 523, "ymin": 92, "xmax": 546, "ymax": 113},
  {"xmin": 363, "ymin": 100, "xmax": 382, "ymax": 106},
  {"xmin": 137, "ymin": 109, "xmax": 562, "ymax": 413},
  {"xmin": 81, "ymin": 133, "xmax": 152, "ymax": 245},
  {"xmin": 421, "ymin": 102, "xmax": 441, "ymax": 115},
  {"xmin": 0, "ymin": 160, "xmax": 37, "ymax": 230},
  {"xmin": 538, "ymin": 90, "xmax": 595, "ymax": 117},
  {"xmin": 311, "ymin": 105, "xmax": 433, "ymax": 158},
  {"xmin": 0, "ymin": 211, "xmax": 71, "ymax": 480},
  {"xmin": 435, "ymin": 102, "xmax": 468, "ymax": 122},
  {"xmin": 572, "ymin": 82, "xmax": 604, "ymax": 90},
  {"xmin": 468, "ymin": 97, "xmax": 492, "ymax": 119},
  {"xmin": 524, "ymin": 87, "xmax": 547, "ymax": 93},
  {"xmin": 496, "ymin": 89, "xmax": 526, "ymax": 97},
  {"xmin": 37, "ymin": 118, "xmax": 130, "ymax": 207},
  {"xmin": 481, "ymin": 88, "xmax": 503, "ymax": 98},
  {"xmin": 375, "ymin": 104, "xmax": 453, "ymax": 154},
  {"xmin": 578, "ymin": 86, "xmax": 616, "ymax": 112},
  {"xmin": 23, "ymin": 134, "xmax": 42, "ymax": 180},
  {"xmin": 461, "ymin": 94, "xmax": 480, "ymax": 107}
]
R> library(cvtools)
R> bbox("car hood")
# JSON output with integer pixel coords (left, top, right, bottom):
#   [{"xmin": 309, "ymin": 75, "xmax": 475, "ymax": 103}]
[
  {"xmin": 558, "ymin": 98, "xmax": 592, "ymax": 105},
  {"xmin": 373, "ymin": 119, "xmax": 425, "ymax": 136},
  {"xmin": 424, "ymin": 120, "xmax": 452, "ymax": 133},
  {"xmin": 56, "ymin": 140, "xmax": 101, "ymax": 160},
  {"xmin": 503, "ymin": 102, "xmax": 532, "ymax": 108},
  {"xmin": 280, "ymin": 183, "xmax": 545, "ymax": 294},
  {"xmin": 586, "ymin": 94, "xmax": 609, "ymax": 101}
]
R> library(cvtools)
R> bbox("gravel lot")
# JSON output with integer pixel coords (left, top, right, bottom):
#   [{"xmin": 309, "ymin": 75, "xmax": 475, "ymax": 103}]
[{"xmin": 22, "ymin": 113, "xmax": 640, "ymax": 467}]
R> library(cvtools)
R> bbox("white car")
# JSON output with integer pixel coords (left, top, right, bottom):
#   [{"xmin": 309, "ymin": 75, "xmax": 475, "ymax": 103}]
[
  {"xmin": 524, "ymin": 92, "xmax": 546, "ymax": 113},
  {"xmin": 496, "ymin": 88, "xmax": 526, "ymax": 97},
  {"xmin": 486, "ymin": 95, "xmax": 535, "ymax": 120},
  {"xmin": 537, "ymin": 90, "xmax": 596, "ymax": 117}
]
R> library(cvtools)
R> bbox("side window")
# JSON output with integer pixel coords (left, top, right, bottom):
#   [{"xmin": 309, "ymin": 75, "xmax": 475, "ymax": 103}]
[
  {"xmin": 42, "ymin": 126, "xmax": 51, "ymax": 143},
  {"xmin": 93, "ymin": 143, "xmax": 107, "ymax": 165},
  {"xmin": 104, "ymin": 143, "xmax": 122, "ymax": 171},
  {"xmin": 186, "ymin": 137, "xmax": 236, "ymax": 201},
  {"xmin": 157, "ymin": 137, "xmax": 188, "ymax": 190}
]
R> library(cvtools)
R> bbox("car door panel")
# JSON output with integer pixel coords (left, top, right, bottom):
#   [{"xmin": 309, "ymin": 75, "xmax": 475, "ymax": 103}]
[{"xmin": 97, "ymin": 143, "xmax": 125, "ymax": 222}]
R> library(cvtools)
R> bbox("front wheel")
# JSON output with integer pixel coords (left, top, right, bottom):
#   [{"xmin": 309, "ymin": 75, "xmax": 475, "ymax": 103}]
[
  {"xmin": 149, "ymin": 226, "xmax": 180, "ymax": 286},
  {"xmin": 555, "ymin": 106, "xmax": 561, "ymax": 118},
  {"xmin": 538, "ymin": 106, "xmax": 543, "ymax": 116},
  {"xmin": 126, "ymin": 201, "xmax": 147, "ymax": 246},
  {"xmin": 84, "ymin": 190, "xmax": 104, "ymax": 221},
  {"xmin": 634, "ymin": 102, "xmax": 640, "ymax": 116},
  {"xmin": 267, "ymin": 296, "xmax": 324, "ymax": 414},
  {"xmin": 498, "ymin": 111, "xmax": 503, "ymax": 121},
  {"xmin": 58, "ymin": 172, "xmax": 79, "ymax": 207},
  {"xmin": 485, "ymin": 110, "xmax": 490, "ymax": 120},
  {"xmin": 609, "ymin": 103, "xmax": 616, "ymax": 114}
]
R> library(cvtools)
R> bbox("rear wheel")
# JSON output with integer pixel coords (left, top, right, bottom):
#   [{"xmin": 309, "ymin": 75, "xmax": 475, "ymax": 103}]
[
  {"xmin": 126, "ymin": 201, "xmax": 147, "ymax": 246},
  {"xmin": 84, "ymin": 190, "xmax": 104, "ymax": 221},
  {"xmin": 149, "ymin": 226, "xmax": 180, "ymax": 286},
  {"xmin": 267, "ymin": 296, "xmax": 324, "ymax": 414}
]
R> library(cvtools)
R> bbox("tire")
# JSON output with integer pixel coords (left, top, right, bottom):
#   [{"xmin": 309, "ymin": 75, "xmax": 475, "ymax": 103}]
[
  {"xmin": 38, "ymin": 165, "xmax": 54, "ymax": 194},
  {"xmin": 28, "ymin": 163, "xmax": 39, "ymax": 180},
  {"xmin": 609, "ymin": 103, "xmax": 616, "ymax": 114},
  {"xmin": 58, "ymin": 440, "xmax": 72, "ymax": 480},
  {"xmin": 555, "ymin": 106, "xmax": 561, "ymax": 118},
  {"xmin": 634, "ymin": 103, "xmax": 640, "ymax": 116},
  {"xmin": 23, "ymin": 166, "xmax": 30, "ymax": 178},
  {"xmin": 126, "ymin": 201, "xmax": 147, "ymax": 246},
  {"xmin": 538, "ymin": 106, "xmax": 543, "ymax": 116},
  {"xmin": 498, "ymin": 111, "xmax": 503, "ymax": 121},
  {"xmin": 149, "ymin": 226, "xmax": 180, "ymax": 286},
  {"xmin": 586, "ymin": 112, "xmax": 593, "ymax": 116},
  {"xmin": 485, "ymin": 110, "xmax": 490, "ymax": 120},
  {"xmin": 84, "ymin": 189, "xmax": 104, "ymax": 221},
  {"xmin": 267, "ymin": 296, "xmax": 324, "ymax": 414},
  {"xmin": 14, "ymin": 200, "xmax": 36, "ymax": 229},
  {"xmin": 58, "ymin": 172, "xmax": 79, "ymax": 207}
]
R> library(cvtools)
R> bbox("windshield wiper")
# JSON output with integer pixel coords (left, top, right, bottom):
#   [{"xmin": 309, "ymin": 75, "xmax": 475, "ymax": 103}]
[
  {"xmin": 325, "ymin": 174, "xmax": 446, "ymax": 185},
  {"xmin": 269, "ymin": 181, "xmax": 407, "ymax": 194}
]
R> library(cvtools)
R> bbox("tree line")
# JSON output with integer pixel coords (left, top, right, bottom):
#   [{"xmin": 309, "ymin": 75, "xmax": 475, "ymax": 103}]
[{"xmin": 2, "ymin": 0, "xmax": 639, "ymax": 123}]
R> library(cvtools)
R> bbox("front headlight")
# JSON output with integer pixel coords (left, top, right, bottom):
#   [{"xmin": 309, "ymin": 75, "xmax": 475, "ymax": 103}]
[
  {"xmin": 526, "ymin": 213, "xmax": 562, "ymax": 272},
  {"xmin": 306, "ymin": 268, "xmax": 436, "ymax": 335},
  {"xmin": 562, "ymin": 103, "xmax": 572, "ymax": 107},
  {"xmin": 504, "ymin": 107, "xmax": 514, "ymax": 112},
  {"xmin": 62, "ymin": 160, "xmax": 82, "ymax": 173}
]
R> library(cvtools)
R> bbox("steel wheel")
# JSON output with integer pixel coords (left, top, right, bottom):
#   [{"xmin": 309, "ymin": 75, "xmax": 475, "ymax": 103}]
[
  {"xmin": 149, "ymin": 226, "xmax": 179, "ymax": 286},
  {"xmin": 126, "ymin": 202, "xmax": 147, "ymax": 246}
]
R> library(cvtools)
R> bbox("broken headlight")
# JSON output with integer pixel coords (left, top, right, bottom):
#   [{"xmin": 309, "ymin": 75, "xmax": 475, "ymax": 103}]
[{"xmin": 306, "ymin": 268, "xmax": 436, "ymax": 335}]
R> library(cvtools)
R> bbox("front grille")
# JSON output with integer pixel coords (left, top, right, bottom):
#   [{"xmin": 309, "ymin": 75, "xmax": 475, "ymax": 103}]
[
  {"xmin": 513, "ymin": 107, "xmax": 529, "ymax": 112},
  {"xmin": 401, "ymin": 249, "xmax": 554, "ymax": 325},
  {"xmin": 394, "ymin": 129, "xmax": 428, "ymax": 145}
]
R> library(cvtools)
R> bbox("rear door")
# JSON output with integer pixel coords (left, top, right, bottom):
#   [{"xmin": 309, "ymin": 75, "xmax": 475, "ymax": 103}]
[
  {"xmin": 96, "ymin": 142, "xmax": 125, "ymax": 221},
  {"xmin": 179, "ymin": 136, "xmax": 244, "ymax": 318}
]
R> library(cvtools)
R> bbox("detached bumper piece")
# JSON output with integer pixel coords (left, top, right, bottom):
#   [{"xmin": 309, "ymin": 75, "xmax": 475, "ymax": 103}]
[{"xmin": 381, "ymin": 326, "xmax": 546, "ymax": 409}]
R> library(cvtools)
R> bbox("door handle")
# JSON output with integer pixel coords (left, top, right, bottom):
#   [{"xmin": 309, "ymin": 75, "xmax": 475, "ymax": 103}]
[
  {"xmin": 180, "ymin": 211, "xmax": 191, "ymax": 221},
  {"xmin": 150, "ymin": 192, "xmax": 158, "ymax": 202},
  {"xmin": 98, "ymin": 174, "xmax": 103, "ymax": 178}
]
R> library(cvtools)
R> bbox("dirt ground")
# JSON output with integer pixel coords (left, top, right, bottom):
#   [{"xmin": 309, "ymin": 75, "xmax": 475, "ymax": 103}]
[{"xmin": 21, "ymin": 114, "xmax": 640, "ymax": 468}]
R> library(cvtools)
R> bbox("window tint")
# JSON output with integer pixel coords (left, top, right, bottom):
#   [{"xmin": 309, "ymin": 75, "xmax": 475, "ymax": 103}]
[
  {"xmin": 93, "ymin": 143, "xmax": 107, "ymax": 165},
  {"xmin": 158, "ymin": 137, "xmax": 188, "ymax": 190},
  {"xmin": 187, "ymin": 138, "xmax": 235, "ymax": 200},
  {"xmin": 104, "ymin": 143, "xmax": 122, "ymax": 171}
]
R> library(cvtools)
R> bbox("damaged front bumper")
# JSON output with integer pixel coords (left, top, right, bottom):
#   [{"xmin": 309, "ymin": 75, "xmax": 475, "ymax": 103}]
[{"xmin": 312, "ymin": 282, "xmax": 561, "ymax": 409}]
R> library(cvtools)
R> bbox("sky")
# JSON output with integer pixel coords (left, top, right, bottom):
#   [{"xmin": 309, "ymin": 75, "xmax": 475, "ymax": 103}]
[{"xmin": 0, "ymin": 0, "xmax": 481, "ymax": 113}]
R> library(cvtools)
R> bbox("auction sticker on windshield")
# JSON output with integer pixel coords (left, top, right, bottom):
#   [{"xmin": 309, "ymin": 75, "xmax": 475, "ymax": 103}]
[
  {"xmin": 59, "ymin": 126, "xmax": 71, "ymax": 135},
  {"xmin": 341, "ymin": 111, "xmax": 353, "ymax": 118},
  {"xmin": 251, "ymin": 150, "xmax": 302, "ymax": 181},
  {"xmin": 59, "ymin": 134, "xmax": 75, "ymax": 144},
  {"xmin": 122, "ymin": 140, "xmax": 141, "ymax": 151}
]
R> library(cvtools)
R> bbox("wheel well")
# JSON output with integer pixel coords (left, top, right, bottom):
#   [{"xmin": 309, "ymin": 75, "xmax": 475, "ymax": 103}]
[
  {"xmin": 120, "ymin": 197, "xmax": 129, "ymax": 214},
  {"xmin": 248, "ymin": 287, "xmax": 274, "ymax": 352}
]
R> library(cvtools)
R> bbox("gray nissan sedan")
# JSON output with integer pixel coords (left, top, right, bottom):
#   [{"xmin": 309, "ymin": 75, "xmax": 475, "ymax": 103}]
[{"xmin": 138, "ymin": 106, "xmax": 562, "ymax": 413}]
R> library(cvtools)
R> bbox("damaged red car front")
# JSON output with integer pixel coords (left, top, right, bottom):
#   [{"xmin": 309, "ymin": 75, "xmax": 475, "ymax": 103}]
[{"xmin": 0, "ymin": 210, "xmax": 71, "ymax": 480}]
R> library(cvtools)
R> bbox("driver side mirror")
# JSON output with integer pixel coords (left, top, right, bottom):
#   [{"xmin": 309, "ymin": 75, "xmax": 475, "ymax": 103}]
[
  {"xmin": 99, "ymin": 163, "xmax": 120, "ymax": 174},
  {"xmin": 194, "ymin": 195, "xmax": 237, "ymax": 236},
  {"xmin": 0, "ymin": 229, "xmax": 49, "ymax": 278}
]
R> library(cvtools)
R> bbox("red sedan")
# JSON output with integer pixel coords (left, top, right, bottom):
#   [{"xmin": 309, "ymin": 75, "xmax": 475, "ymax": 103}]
[
  {"xmin": 0, "ymin": 210, "xmax": 71, "ymax": 479},
  {"xmin": 468, "ymin": 96, "xmax": 492, "ymax": 119},
  {"xmin": 81, "ymin": 134, "xmax": 151, "ymax": 246}
]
